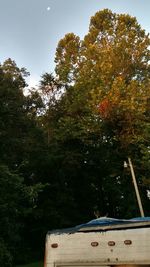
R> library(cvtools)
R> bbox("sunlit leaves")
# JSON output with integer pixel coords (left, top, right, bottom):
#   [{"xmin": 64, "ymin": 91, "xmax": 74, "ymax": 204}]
[{"xmin": 55, "ymin": 33, "xmax": 81, "ymax": 84}]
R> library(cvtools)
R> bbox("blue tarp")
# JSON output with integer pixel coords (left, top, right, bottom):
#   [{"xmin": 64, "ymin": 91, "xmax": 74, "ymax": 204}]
[
  {"xmin": 76, "ymin": 217, "xmax": 150, "ymax": 230},
  {"xmin": 48, "ymin": 217, "xmax": 150, "ymax": 235},
  {"xmin": 77, "ymin": 216, "xmax": 150, "ymax": 229},
  {"xmin": 84, "ymin": 216, "xmax": 150, "ymax": 225}
]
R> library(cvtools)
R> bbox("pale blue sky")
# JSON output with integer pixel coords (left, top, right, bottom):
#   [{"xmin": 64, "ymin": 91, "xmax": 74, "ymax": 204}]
[{"xmin": 0, "ymin": 0, "xmax": 150, "ymax": 87}]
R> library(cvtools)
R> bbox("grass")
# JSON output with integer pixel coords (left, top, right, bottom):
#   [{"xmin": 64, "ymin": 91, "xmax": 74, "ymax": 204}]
[{"xmin": 16, "ymin": 261, "xmax": 43, "ymax": 267}]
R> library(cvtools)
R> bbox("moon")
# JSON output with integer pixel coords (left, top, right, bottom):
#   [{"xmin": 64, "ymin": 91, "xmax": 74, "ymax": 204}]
[{"xmin": 47, "ymin": 6, "xmax": 51, "ymax": 11}]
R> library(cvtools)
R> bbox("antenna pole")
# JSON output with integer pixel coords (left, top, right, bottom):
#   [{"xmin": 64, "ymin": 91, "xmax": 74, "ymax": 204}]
[{"xmin": 128, "ymin": 157, "xmax": 145, "ymax": 217}]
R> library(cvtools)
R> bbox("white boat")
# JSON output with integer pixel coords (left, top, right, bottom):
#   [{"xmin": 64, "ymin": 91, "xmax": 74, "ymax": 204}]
[{"xmin": 44, "ymin": 217, "xmax": 150, "ymax": 267}]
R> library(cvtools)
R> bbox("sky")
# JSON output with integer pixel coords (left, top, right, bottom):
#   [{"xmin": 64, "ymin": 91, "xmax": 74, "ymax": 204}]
[{"xmin": 0, "ymin": 0, "xmax": 150, "ymax": 88}]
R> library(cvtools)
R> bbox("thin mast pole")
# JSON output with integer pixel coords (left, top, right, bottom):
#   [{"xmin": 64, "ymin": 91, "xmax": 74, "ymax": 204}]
[{"xmin": 128, "ymin": 157, "xmax": 145, "ymax": 217}]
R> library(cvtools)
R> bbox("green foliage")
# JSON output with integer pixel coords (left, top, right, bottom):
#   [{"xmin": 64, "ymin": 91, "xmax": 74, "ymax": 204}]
[
  {"xmin": 52, "ymin": 8, "xmax": 150, "ymax": 219},
  {"xmin": 0, "ymin": 59, "xmax": 29, "ymax": 167},
  {"xmin": 0, "ymin": 59, "xmax": 47, "ymax": 265},
  {"xmin": 55, "ymin": 33, "xmax": 81, "ymax": 84},
  {"xmin": 54, "ymin": 9, "xmax": 150, "ymax": 146},
  {"xmin": 0, "ymin": 165, "xmax": 28, "ymax": 266},
  {"xmin": 0, "ymin": 8, "xmax": 150, "ymax": 267}
]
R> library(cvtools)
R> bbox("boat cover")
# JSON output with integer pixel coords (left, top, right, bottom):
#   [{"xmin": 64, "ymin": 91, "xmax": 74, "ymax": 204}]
[
  {"xmin": 48, "ymin": 217, "xmax": 150, "ymax": 235},
  {"xmin": 79, "ymin": 216, "xmax": 150, "ymax": 227}
]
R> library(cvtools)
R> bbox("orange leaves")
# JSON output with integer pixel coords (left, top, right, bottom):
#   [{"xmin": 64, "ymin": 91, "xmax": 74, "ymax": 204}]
[{"xmin": 98, "ymin": 98, "xmax": 111, "ymax": 118}]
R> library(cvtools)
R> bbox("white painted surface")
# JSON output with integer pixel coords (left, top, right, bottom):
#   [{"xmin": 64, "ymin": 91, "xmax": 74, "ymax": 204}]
[{"xmin": 45, "ymin": 227, "xmax": 150, "ymax": 267}]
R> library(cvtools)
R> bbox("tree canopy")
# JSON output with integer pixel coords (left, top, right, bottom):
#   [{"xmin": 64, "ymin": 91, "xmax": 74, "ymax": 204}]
[
  {"xmin": 52, "ymin": 9, "xmax": 150, "ymax": 218},
  {"xmin": 0, "ymin": 9, "xmax": 150, "ymax": 267},
  {"xmin": 55, "ymin": 9, "xmax": 150, "ymax": 148}
]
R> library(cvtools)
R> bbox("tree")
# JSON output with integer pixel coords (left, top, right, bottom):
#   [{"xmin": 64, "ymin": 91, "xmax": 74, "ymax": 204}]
[
  {"xmin": 55, "ymin": 10, "xmax": 150, "ymax": 147},
  {"xmin": 0, "ymin": 59, "xmax": 47, "ymax": 265},
  {"xmin": 0, "ymin": 164, "xmax": 40, "ymax": 266},
  {"xmin": 53, "ymin": 9, "xmax": 150, "ymax": 217},
  {"xmin": 0, "ymin": 59, "xmax": 29, "ymax": 167},
  {"xmin": 55, "ymin": 33, "xmax": 81, "ymax": 85}
]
